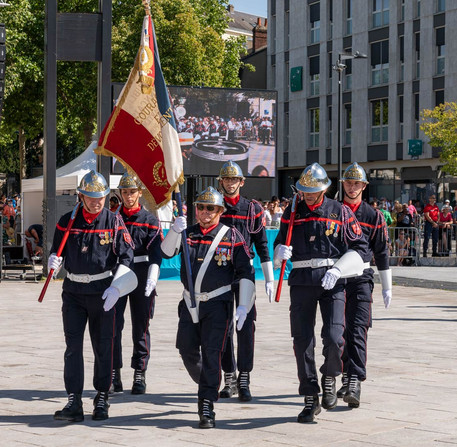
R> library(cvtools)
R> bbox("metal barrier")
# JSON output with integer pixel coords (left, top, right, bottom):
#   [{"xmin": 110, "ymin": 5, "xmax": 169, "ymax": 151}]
[
  {"xmin": 388, "ymin": 226, "xmax": 421, "ymax": 266},
  {"xmin": 436, "ymin": 223, "xmax": 456, "ymax": 257}
]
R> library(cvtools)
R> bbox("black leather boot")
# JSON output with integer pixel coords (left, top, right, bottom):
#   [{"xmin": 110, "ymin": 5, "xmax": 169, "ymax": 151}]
[
  {"xmin": 131, "ymin": 369, "xmax": 146, "ymax": 394},
  {"xmin": 321, "ymin": 376, "xmax": 337, "ymax": 410},
  {"xmin": 92, "ymin": 391, "xmax": 109, "ymax": 420},
  {"xmin": 297, "ymin": 395, "xmax": 321, "ymax": 423},
  {"xmin": 336, "ymin": 372, "xmax": 348, "ymax": 398},
  {"xmin": 54, "ymin": 393, "xmax": 84, "ymax": 422},
  {"xmin": 219, "ymin": 371, "xmax": 237, "ymax": 398},
  {"xmin": 344, "ymin": 375, "xmax": 361, "ymax": 408},
  {"xmin": 109, "ymin": 368, "xmax": 123, "ymax": 394},
  {"xmin": 198, "ymin": 398, "xmax": 215, "ymax": 428},
  {"xmin": 237, "ymin": 371, "xmax": 252, "ymax": 402}
]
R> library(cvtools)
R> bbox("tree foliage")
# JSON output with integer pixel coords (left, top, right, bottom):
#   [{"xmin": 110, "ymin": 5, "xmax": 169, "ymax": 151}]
[
  {"xmin": 420, "ymin": 102, "xmax": 457, "ymax": 175},
  {"xmin": 0, "ymin": 0, "xmax": 249, "ymax": 178}
]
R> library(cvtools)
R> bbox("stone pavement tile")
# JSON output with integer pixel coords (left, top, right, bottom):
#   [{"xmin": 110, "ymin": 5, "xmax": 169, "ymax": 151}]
[{"xmin": 1, "ymin": 280, "xmax": 457, "ymax": 446}]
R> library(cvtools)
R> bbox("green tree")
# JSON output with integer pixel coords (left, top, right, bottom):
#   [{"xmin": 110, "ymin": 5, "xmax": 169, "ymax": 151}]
[{"xmin": 420, "ymin": 102, "xmax": 457, "ymax": 175}]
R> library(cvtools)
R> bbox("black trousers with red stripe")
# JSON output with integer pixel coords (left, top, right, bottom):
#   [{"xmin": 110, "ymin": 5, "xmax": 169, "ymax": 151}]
[
  {"xmin": 290, "ymin": 284, "xmax": 345, "ymax": 396},
  {"xmin": 61, "ymin": 289, "xmax": 115, "ymax": 394},
  {"xmin": 112, "ymin": 266, "xmax": 156, "ymax": 371},
  {"xmin": 176, "ymin": 299, "xmax": 231, "ymax": 402},
  {"xmin": 341, "ymin": 279, "xmax": 373, "ymax": 381}
]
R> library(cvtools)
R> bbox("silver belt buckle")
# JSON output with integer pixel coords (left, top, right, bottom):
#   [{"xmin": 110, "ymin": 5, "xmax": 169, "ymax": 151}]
[
  {"xmin": 81, "ymin": 274, "xmax": 91, "ymax": 283},
  {"xmin": 198, "ymin": 293, "xmax": 209, "ymax": 302},
  {"xmin": 311, "ymin": 259, "xmax": 319, "ymax": 268}
]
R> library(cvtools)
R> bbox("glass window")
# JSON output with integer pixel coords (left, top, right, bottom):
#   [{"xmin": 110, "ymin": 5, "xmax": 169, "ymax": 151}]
[
  {"xmin": 436, "ymin": 28, "xmax": 445, "ymax": 75},
  {"xmin": 416, "ymin": 0, "xmax": 421, "ymax": 17},
  {"xmin": 371, "ymin": 99, "xmax": 388, "ymax": 143},
  {"xmin": 436, "ymin": 0, "xmax": 445, "ymax": 13},
  {"xmin": 346, "ymin": 0, "xmax": 352, "ymax": 35},
  {"xmin": 345, "ymin": 104, "xmax": 352, "ymax": 145},
  {"xmin": 414, "ymin": 94, "xmax": 420, "ymax": 138},
  {"xmin": 309, "ymin": 56, "xmax": 320, "ymax": 96},
  {"xmin": 373, "ymin": 0, "xmax": 389, "ymax": 28},
  {"xmin": 435, "ymin": 90, "xmax": 444, "ymax": 107},
  {"xmin": 310, "ymin": 108, "xmax": 320, "ymax": 148},
  {"xmin": 327, "ymin": 106, "xmax": 332, "ymax": 148},
  {"xmin": 371, "ymin": 40, "xmax": 389, "ymax": 85},
  {"xmin": 415, "ymin": 33, "xmax": 420, "ymax": 79},
  {"xmin": 344, "ymin": 50, "xmax": 352, "ymax": 90},
  {"xmin": 400, "ymin": 0, "xmax": 405, "ymax": 21},
  {"xmin": 398, "ymin": 96, "xmax": 403, "ymax": 141},
  {"xmin": 399, "ymin": 36, "xmax": 404, "ymax": 81},
  {"xmin": 310, "ymin": 2, "xmax": 320, "ymax": 44},
  {"xmin": 329, "ymin": 0, "xmax": 333, "ymax": 39}
]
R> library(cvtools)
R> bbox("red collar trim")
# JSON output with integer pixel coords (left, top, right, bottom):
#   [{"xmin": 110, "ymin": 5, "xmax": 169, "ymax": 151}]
[
  {"xmin": 343, "ymin": 200, "xmax": 361, "ymax": 213},
  {"xmin": 122, "ymin": 205, "xmax": 141, "ymax": 218},
  {"xmin": 82, "ymin": 208, "xmax": 102, "ymax": 224},
  {"xmin": 200, "ymin": 223, "xmax": 218, "ymax": 235},
  {"xmin": 224, "ymin": 195, "xmax": 240, "ymax": 206},
  {"xmin": 307, "ymin": 197, "xmax": 324, "ymax": 212}
]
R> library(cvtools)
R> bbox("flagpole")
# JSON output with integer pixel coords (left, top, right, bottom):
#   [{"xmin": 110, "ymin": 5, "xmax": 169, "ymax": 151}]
[{"xmin": 175, "ymin": 186, "xmax": 196, "ymax": 308}]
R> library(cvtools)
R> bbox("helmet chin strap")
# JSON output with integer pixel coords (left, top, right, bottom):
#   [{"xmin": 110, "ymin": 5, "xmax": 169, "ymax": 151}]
[
  {"xmin": 343, "ymin": 185, "xmax": 363, "ymax": 202},
  {"xmin": 311, "ymin": 191, "xmax": 325, "ymax": 206}
]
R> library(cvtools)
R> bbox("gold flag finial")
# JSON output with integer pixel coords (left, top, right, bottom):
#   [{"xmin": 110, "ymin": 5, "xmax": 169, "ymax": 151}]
[{"xmin": 142, "ymin": 0, "xmax": 150, "ymax": 15}]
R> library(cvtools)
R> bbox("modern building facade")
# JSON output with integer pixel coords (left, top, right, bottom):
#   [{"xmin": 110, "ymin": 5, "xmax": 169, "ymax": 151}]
[{"xmin": 268, "ymin": 0, "xmax": 457, "ymax": 204}]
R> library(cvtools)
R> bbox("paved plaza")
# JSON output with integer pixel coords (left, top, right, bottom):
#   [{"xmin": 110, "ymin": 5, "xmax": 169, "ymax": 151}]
[{"xmin": 1, "ymin": 273, "xmax": 457, "ymax": 446}]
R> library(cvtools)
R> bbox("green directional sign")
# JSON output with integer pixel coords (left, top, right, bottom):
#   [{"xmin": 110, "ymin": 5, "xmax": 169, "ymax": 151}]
[{"xmin": 408, "ymin": 139, "xmax": 423, "ymax": 157}]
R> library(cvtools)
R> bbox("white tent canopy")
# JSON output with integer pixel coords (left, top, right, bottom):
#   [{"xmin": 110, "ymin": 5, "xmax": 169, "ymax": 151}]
[{"xmin": 22, "ymin": 141, "xmax": 98, "ymax": 193}]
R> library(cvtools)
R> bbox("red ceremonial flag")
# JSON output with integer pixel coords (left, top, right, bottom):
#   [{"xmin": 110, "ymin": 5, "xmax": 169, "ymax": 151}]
[{"xmin": 96, "ymin": 11, "xmax": 184, "ymax": 210}]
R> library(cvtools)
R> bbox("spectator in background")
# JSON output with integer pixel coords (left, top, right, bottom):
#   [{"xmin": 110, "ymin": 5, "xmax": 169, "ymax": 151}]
[
  {"xmin": 269, "ymin": 196, "xmax": 283, "ymax": 227},
  {"xmin": 408, "ymin": 200, "xmax": 418, "ymax": 220},
  {"xmin": 453, "ymin": 204, "xmax": 457, "ymax": 224},
  {"xmin": 371, "ymin": 200, "xmax": 392, "ymax": 226},
  {"xmin": 439, "ymin": 205, "xmax": 453, "ymax": 255},
  {"xmin": 395, "ymin": 231, "xmax": 409, "ymax": 266},
  {"xmin": 390, "ymin": 202, "xmax": 403, "ymax": 228},
  {"xmin": 109, "ymin": 196, "xmax": 120, "ymax": 212},
  {"xmin": 2, "ymin": 198, "xmax": 16, "ymax": 228},
  {"xmin": 25, "ymin": 224, "xmax": 43, "ymax": 256},
  {"xmin": 397, "ymin": 203, "xmax": 413, "ymax": 231},
  {"xmin": 423, "ymin": 194, "xmax": 440, "ymax": 257}
]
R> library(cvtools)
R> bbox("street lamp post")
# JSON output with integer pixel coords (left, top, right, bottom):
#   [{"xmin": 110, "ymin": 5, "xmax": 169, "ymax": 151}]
[{"xmin": 332, "ymin": 51, "xmax": 367, "ymax": 199}]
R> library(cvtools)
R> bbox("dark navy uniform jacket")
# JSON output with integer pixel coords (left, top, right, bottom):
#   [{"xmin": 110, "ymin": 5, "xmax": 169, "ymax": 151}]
[
  {"xmin": 51, "ymin": 206, "xmax": 134, "ymax": 295},
  {"xmin": 120, "ymin": 206, "xmax": 163, "ymax": 272},
  {"xmin": 220, "ymin": 196, "xmax": 270, "ymax": 263},
  {"xmin": 346, "ymin": 201, "xmax": 389, "ymax": 283},
  {"xmin": 162, "ymin": 222, "xmax": 254, "ymax": 301},
  {"xmin": 274, "ymin": 196, "xmax": 369, "ymax": 287}
]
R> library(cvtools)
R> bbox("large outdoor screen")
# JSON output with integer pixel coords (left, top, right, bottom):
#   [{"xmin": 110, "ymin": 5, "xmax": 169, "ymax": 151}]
[{"xmin": 168, "ymin": 86, "xmax": 277, "ymax": 178}]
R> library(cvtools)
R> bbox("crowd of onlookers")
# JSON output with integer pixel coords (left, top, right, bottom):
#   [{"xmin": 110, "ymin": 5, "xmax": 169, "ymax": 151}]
[{"xmin": 1, "ymin": 193, "xmax": 20, "ymax": 246}]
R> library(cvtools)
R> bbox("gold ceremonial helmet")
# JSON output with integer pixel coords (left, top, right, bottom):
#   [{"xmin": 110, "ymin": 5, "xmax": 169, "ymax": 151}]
[
  {"xmin": 117, "ymin": 172, "xmax": 143, "ymax": 189},
  {"xmin": 77, "ymin": 170, "xmax": 110, "ymax": 198},
  {"xmin": 217, "ymin": 161, "xmax": 245, "ymax": 180},
  {"xmin": 296, "ymin": 163, "xmax": 332, "ymax": 193},
  {"xmin": 341, "ymin": 162, "xmax": 369, "ymax": 183},
  {"xmin": 194, "ymin": 186, "xmax": 225, "ymax": 208}
]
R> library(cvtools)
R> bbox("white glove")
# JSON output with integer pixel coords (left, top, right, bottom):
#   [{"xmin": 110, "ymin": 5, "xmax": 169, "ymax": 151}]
[
  {"xmin": 382, "ymin": 289, "xmax": 392, "ymax": 309},
  {"xmin": 48, "ymin": 253, "xmax": 63, "ymax": 272},
  {"xmin": 265, "ymin": 281, "xmax": 274, "ymax": 303},
  {"xmin": 102, "ymin": 286, "xmax": 121, "ymax": 311},
  {"xmin": 235, "ymin": 305, "xmax": 247, "ymax": 331},
  {"xmin": 321, "ymin": 268, "xmax": 342, "ymax": 290},
  {"xmin": 172, "ymin": 216, "xmax": 187, "ymax": 234},
  {"xmin": 145, "ymin": 279, "xmax": 157, "ymax": 297},
  {"xmin": 277, "ymin": 245, "xmax": 293, "ymax": 261}
]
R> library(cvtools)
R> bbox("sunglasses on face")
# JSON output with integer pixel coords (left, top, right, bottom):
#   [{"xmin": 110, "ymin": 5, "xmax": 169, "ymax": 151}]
[{"xmin": 197, "ymin": 204, "xmax": 216, "ymax": 212}]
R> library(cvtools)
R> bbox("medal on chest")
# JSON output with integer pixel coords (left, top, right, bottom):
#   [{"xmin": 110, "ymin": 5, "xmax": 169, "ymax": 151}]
[
  {"xmin": 99, "ymin": 231, "xmax": 113, "ymax": 245},
  {"xmin": 214, "ymin": 247, "xmax": 231, "ymax": 266}
]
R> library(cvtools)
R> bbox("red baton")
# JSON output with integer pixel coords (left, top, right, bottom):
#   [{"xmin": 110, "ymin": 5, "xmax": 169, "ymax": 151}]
[
  {"xmin": 275, "ymin": 193, "xmax": 298, "ymax": 302},
  {"xmin": 38, "ymin": 202, "xmax": 81, "ymax": 303}
]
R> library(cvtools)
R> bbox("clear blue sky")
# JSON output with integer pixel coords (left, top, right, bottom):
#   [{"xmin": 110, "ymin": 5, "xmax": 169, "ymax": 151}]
[{"xmin": 229, "ymin": 0, "xmax": 267, "ymax": 17}]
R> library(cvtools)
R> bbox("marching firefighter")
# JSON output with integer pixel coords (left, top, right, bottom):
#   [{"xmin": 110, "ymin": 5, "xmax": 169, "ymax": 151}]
[
  {"xmin": 50, "ymin": 170, "xmax": 136, "ymax": 422},
  {"xmin": 161, "ymin": 186, "xmax": 255, "ymax": 429},
  {"xmin": 217, "ymin": 161, "xmax": 274, "ymax": 402},
  {"xmin": 338, "ymin": 162, "xmax": 392, "ymax": 408},
  {"xmin": 110, "ymin": 172, "xmax": 163, "ymax": 395},
  {"xmin": 273, "ymin": 163, "xmax": 369, "ymax": 423}
]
